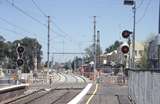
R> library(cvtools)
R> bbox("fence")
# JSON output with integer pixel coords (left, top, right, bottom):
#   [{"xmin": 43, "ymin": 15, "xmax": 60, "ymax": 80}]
[{"xmin": 128, "ymin": 69, "xmax": 160, "ymax": 104}]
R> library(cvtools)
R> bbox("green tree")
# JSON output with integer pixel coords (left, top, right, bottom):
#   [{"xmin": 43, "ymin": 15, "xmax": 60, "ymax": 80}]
[
  {"xmin": 84, "ymin": 44, "xmax": 102, "ymax": 63},
  {"xmin": 138, "ymin": 33, "xmax": 155, "ymax": 69},
  {"xmin": 0, "ymin": 36, "xmax": 42, "ymax": 72},
  {"xmin": 20, "ymin": 37, "xmax": 42, "ymax": 72},
  {"xmin": 139, "ymin": 43, "xmax": 148, "ymax": 69},
  {"xmin": 0, "ymin": 35, "xmax": 6, "ymax": 64},
  {"xmin": 105, "ymin": 40, "xmax": 122, "ymax": 53}
]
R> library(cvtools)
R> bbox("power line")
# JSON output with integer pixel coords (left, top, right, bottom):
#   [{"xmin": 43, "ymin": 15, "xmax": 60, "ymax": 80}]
[
  {"xmin": 0, "ymin": 16, "xmax": 32, "ymax": 35},
  {"xmin": 6, "ymin": 0, "xmax": 66, "ymax": 39},
  {"xmin": 6, "ymin": 0, "xmax": 85, "ymax": 53},
  {"xmin": 0, "ymin": 16, "xmax": 47, "ymax": 44},
  {"xmin": 0, "ymin": 26, "xmax": 26, "ymax": 36},
  {"xmin": 50, "ymin": 19, "xmax": 83, "ymax": 46},
  {"xmin": 6, "ymin": 0, "xmax": 47, "ymax": 27},
  {"xmin": 51, "ymin": 20, "xmax": 70, "ymax": 37},
  {"xmin": 136, "ymin": 0, "xmax": 152, "ymax": 24},
  {"xmin": 31, "ymin": 0, "xmax": 47, "ymax": 17},
  {"xmin": 30, "ymin": 0, "xmax": 69, "ymax": 39},
  {"xmin": 137, "ymin": 0, "xmax": 145, "ymax": 9}
]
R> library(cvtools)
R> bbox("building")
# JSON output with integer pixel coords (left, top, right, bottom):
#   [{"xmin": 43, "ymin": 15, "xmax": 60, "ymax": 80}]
[
  {"xmin": 123, "ymin": 42, "xmax": 145, "ymax": 67},
  {"xmin": 131, "ymin": 42, "xmax": 145, "ymax": 63},
  {"xmin": 97, "ymin": 42, "xmax": 145, "ymax": 69},
  {"xmin": 148, "ymin": 35, "xmax": 160, "ymax": 69}
]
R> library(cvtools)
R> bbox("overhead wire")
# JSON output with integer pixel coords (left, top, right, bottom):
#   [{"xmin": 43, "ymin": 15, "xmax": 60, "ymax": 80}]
[
  {"xmin": 6, "ymin": 0, "xmax": 85, "ymax": 59},
  {"xmin": 50, "ymin": 19, "xmax": 83, "ymax": 47},
  {"xmin": 30, "ymin": 0, "xmax": 67, "ymax": 38},
  {"xmin": 5, "ymin": 0, "xmax": 64, "ymax": 44},
  {"xmin": 6, "ymin": 0, "xmax": 47, "ymax": 27},
  {"xmin": 30, "ymin": 0, "xmax": 83, "ymax": 46},
  {"xmin": 30, "ymin": 0, "xmax": 82, "ymax": 46},
  {"xmin": 137, "ymin": 0, "xmax": 145, "ymax": 9},
  {"xmin": 31, "ymin": 0, "xmax": 47, "ymax": 17},
  {"xmin": 0, "ymin": 16, "xmax": 33, "ymax": 35},
  {"xmin": 0, "ymin": 16, "xmax": 46, "ymax": 44},
  {"xmin": 29, "ymin": 0, "xmax": 76, "ymax": 60},
  {"xmin": 0, "ymin": 26, "xmax": 25, "ymax": 36},
  {"xmin": 136, "ymin": 0, "xmax": 152, "ymax": 24}
]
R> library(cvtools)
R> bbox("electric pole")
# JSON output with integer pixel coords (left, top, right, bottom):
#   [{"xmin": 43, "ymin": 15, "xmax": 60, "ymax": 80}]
[
  {"xmin": 93, "ymin": 16, "xmax": 97, "ymax": 79},
  {"xmin": 47, "ymin": 16, "xmax": 50, "ymax": 70},
  {"xmin": 158, "ymin": 0, "xmax": 160, "ymax": 68},
  {"xmin": 159, "ymin": 0, "xmax": 160, "ymax": 34},
  {"xmin": 132, "ymin": 2, "xmax": 136, "ymax": 68},
  {"xmin": 123, "ymin": 0, "xmax": 136, "ymax": 68},
  {"xmin": 97, "ymin": 30, "xmax": 100, "ymax": 67},
  {"xmin": 34, "ymin": 42, "xmax": 37, "ymax": 72}
]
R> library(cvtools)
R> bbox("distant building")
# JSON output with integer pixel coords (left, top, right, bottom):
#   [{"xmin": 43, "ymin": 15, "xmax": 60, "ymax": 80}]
[
  {"xmin": 97, "ymin": 42, "xmax": 145, "ymax": 69},
  {"xmin": 148, "ymin": 35, "xmax": 160, "ymax": 69},
  {"xmin": 131, "ymin": 42, "xmax": 145, "ymax": 64}
]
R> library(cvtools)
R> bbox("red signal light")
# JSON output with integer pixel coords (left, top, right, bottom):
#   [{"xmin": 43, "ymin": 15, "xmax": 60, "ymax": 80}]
[
  {"xmin": 17, "ymin": 59, "xmax": 24, "ymax": 66},
  {"xmin": 121, "ymin": 46, "xmax": 129, "ymax": 54},
  {"xmin": 122, "ymin": 30, "xmax": 132, "ymax": 38},
  {"xmin": 17, "ymin": 46, "xmax": 24, "ymax": 54},
  {"xmin": 121, "ymin": 43, "xmax": 129, "ymax": 54}
]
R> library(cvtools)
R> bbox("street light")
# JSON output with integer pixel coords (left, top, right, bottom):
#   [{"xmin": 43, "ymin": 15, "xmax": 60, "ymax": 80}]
[{"xmin": 123, "ymin": 0, "xmax": 136, "ymax": 68}]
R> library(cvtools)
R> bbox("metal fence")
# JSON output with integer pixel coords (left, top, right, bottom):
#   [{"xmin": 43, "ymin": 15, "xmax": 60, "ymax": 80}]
[{"xmin": 128, "ymin": 69, "xmax": 160, "ymax": 104}]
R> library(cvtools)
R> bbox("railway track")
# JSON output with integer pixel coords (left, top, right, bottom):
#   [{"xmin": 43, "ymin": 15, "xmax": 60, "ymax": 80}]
[
  {"xmin": 2, "ymin": 73, "xmax": 86, "ymax": 104},
  {"xmin": 2, "ymin": 88, "xmax": 82, "ymax": 104}
]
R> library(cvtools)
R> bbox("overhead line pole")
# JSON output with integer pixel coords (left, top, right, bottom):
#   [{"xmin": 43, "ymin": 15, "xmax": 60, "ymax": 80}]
[
  {"xmin": 158, "ymin": 0, "xmax": 160, "ymax": 68},
  {"xmin": 93, "ymin": 16, "xmax": 97, "ymax": 79},
  {"xmin": 132, "ymin": 2, "xmax": 136, "ymax": 68},
  {"xmin": 47, "ymin": 16, "xmax": 50, "ymax": 70},
  {"xmin": 97, "ymin": 30, "xmax": 100, "ymax": 67},
  {"xmin": 159, "ymin": 0, "xmax": 160, "ymax": 34},
  {"xmin": 124, "ymin": 0, "xmax": 136, "ymax": 69}
]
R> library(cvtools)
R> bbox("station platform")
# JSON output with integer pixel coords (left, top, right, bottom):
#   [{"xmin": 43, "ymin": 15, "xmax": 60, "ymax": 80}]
[{"xmin": 0, "ymin": 83, "xmax": 29, "ymax": 102}]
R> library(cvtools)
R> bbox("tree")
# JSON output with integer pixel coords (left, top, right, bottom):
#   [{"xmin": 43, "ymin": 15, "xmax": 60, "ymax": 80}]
[
  {"xmin": 71, "ymin": 57, "xmax": 82, "ymax": 71},
  {"xmin": 0, "ymin": 35, "xmax": 6, "ymax": 64},
  {"xmin": 138, "ymin": 33, "xmax": 155, "ymax": 69},
  {"xmin": 19, "ymin": 37, "xmax": 42, "ymax": 72},
  {"xmin": 84, "ymin": 44, "xmax": 102, "ymax": 63},
  {"xmin": 139, "ymin": 43, "xmax": 148, "ymax": 69},
  {"xmin": 0, "ymin": 35, "xmax": 42, "ymax": 72},
  {"xmin": 105, "ymin": 40, "xmax": 122, "ymax": 53}
]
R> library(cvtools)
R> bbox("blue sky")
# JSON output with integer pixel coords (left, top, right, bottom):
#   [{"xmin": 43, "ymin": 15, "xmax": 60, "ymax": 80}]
[{"xmin": 0, "ymin": 0, "xmax": 159, "ymax": 62}]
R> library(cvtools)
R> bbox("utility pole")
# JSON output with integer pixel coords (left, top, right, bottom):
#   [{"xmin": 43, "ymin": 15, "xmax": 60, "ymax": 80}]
[
  {"xmin": 93, "ymin": 16, "xmax": 97, "ymax": 79},
  {"xmin": 132, "ymin": 1, "xmax": 136, "ymax": 68},
  {"xmin": 97, "ymin": 30, "xmax": 100, "ymax": 67},
  {"xmin": 34, "ymin": 42, "xmax": 37, "ymax": 72},
  {"xmin": 158, "ymin": 0, "xmax": 160, "ymax": 68},
  {"xmin": 159, "ymin": 0, "xmax": 160, "ymax": 34},
  {"xmin": 47, "ymin": 16, "xmax": 50, "ymax": 70},
  {"xmin": 123, "ymin": 0, "xmax": 136, "ymax": 68},
  {"xmin": 63, "ymin": 40, "xmax": 64, "ymax": 61}
]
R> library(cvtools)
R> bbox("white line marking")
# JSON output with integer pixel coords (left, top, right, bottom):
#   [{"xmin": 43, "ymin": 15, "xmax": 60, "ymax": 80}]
[
  {"xmin": 0, "ymin": 84, "xmax": 29, "ymax": 91},
  {"xmin": 67, "ymin": 83, "xmax": 92, "ymax": 104}
]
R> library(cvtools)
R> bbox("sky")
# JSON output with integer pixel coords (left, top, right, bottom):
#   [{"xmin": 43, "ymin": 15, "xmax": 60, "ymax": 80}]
[{"xmin": 0, "ymin": 0, "xmax": 159, "ymax": 63}]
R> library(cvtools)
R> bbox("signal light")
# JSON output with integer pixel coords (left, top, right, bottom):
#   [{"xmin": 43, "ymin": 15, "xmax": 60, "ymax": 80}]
[
  {"xmin": 122, "ymin": 30, "xmax": 132, "ymax": 38},
  {"xmin": 124, "ymin": 0, "xmax": 134, "ymax": 5},
  {"xmin": 17, "ymin": 59, "xmax": 24, "ymax": 66},
  {"xmin": 121, "ymin": 43, "xmax": 129, "ymax": 54},
  {"xmin": 17, "ymin": 46, "xmax": 24, "ymax": 54},
  {"xmin": 16, "ymin": 44, "xmax": 25, "ymax": 67}
]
